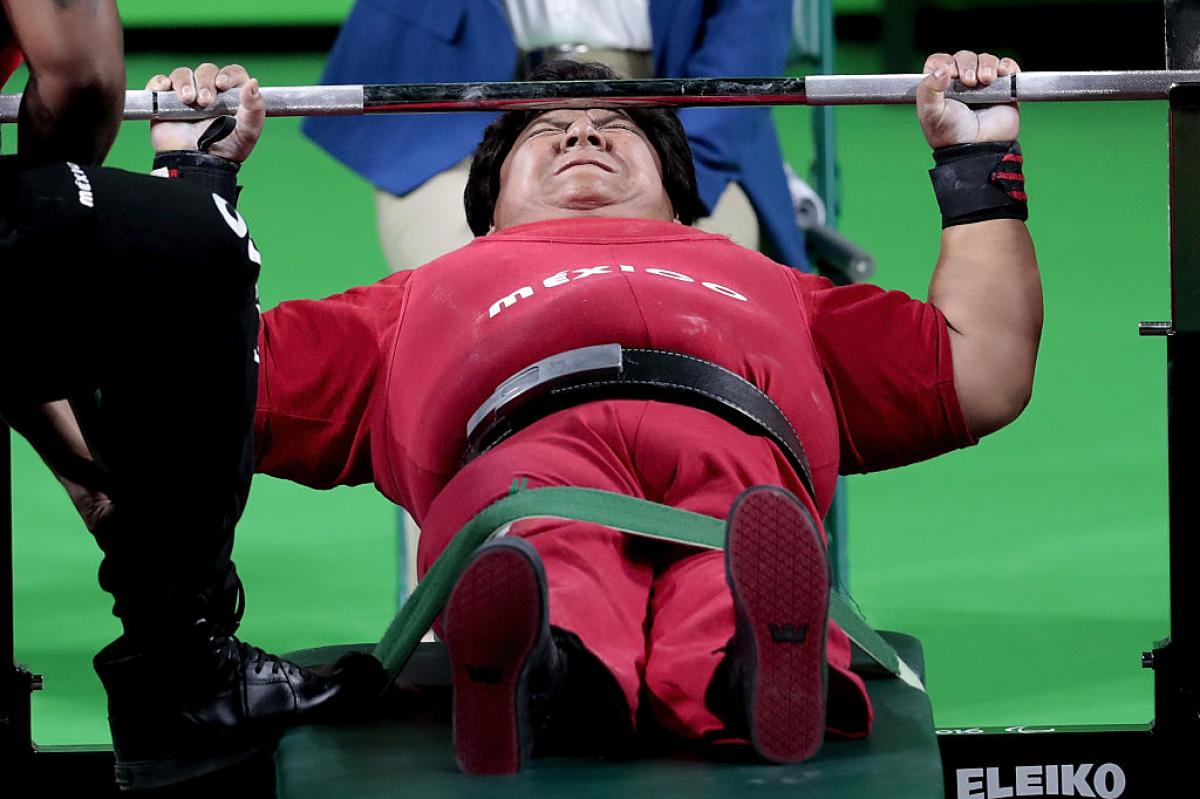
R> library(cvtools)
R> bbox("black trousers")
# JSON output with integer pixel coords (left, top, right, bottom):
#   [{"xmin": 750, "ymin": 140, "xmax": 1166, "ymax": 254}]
[{"xmin": 0, "ymin": 160, "xmax": 260, "ymax": 632}]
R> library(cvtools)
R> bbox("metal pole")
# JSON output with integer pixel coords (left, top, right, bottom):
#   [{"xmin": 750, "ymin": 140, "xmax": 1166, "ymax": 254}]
[
  {"xmin": 1151, "ymin": 82, "xmax": 1200, "ymax": 745},
  {"xmin": 1, "ymin": 422, "xmax": 34, "ymax": 765},
  {"xmin": 1150, "ymin": 0, "xmax": 1200, "ymax": 747},
  {"xmin": 5, "ymin": 71, "xmax": 1200, "ymax": 123},
  {"xmin": 2, "ymin": 425, "xmax": 12, "ymax": 695}
]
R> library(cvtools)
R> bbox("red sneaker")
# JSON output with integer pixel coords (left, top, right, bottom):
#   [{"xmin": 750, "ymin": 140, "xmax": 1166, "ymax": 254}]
[
  {"xmin": 444, "ymin": 537, "xmax": 556, "ymax": 775},
  {"xmin": 724, "ymin": 485, "xmax": 830, "ymax": 764}
]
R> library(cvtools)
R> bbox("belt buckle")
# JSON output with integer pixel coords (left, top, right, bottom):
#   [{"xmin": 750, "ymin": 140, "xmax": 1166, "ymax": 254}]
[{"xmin": 466, "ymin": 344, "xmax": 624, "ymax": 441}]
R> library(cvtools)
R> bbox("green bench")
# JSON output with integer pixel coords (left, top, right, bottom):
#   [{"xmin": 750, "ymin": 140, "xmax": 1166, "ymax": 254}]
[
  {"xmin": 275, "ymin": 487, "xmax": 944, "ymax": 798},
  {"xmin": 278, "ymin": 633, "xmax": 941, "ymax": 798}
]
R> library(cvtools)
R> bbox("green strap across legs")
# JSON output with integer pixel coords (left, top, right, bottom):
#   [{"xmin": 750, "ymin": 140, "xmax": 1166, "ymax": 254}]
[{"xmin": 374, "ymin": 486, "xmax": 917, "ymax": 688}]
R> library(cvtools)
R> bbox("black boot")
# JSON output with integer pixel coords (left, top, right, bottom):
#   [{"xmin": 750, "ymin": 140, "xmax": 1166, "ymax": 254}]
[{"xmin": 94, "ymin": 584, "xmax": 385, "ymax": 790}]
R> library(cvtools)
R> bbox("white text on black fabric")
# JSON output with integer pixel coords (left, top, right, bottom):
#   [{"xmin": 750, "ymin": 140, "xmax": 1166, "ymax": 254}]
[{"xmin": 66, "ymin": 162, "xmax": 94, "ymax": 208}]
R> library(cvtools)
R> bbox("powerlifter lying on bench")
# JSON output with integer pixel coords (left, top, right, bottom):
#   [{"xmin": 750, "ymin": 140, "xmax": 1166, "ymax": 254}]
[{"xmin": 0, "ymin": 49, "xmax": 1040, "ymax": 787}]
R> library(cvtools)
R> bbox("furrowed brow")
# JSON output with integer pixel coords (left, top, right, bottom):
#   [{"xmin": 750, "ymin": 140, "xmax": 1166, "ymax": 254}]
[
  {"xmin": 528, "ymin": 112, "xmax": 574, "ymax": 128},
  {"xmin": 591, "ymin": 110, "xmax": 634, "ymax": 125}
]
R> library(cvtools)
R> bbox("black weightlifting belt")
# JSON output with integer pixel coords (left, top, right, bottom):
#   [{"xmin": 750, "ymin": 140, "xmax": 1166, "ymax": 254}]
[{"xmin": 463, "ymin": 344, "xmax": 815, "ymax": 500}]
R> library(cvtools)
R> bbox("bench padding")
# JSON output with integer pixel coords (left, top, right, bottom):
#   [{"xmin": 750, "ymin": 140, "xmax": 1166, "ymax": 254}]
[{"xmin": 275, "ymin": 632, "xmax": 942, "ymax": 797}]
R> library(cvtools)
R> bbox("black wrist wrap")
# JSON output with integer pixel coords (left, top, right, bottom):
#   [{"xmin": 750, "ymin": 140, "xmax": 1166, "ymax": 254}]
[
  {"xmin": 151, "ymin": 151, "xmax": 242, "ymax": 207},
  {"xmin": 929, "ymin": 140, "xmax": 1027, "ymax": 228}
]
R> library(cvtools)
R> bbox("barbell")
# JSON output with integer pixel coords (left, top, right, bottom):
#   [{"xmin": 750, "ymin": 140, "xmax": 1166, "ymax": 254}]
[{"xmin": 1, "ymin": 71, "xmax": 1198, "ymax": 123}]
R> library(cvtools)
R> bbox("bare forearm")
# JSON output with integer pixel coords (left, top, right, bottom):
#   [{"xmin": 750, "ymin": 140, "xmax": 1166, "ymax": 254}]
[
  {"xmin": 4, "ymin": 399, "xmax": 104, "ymax": 491},
  {"xmin": 3, "ymin": 399, "xmax": 115, "ymax": 533},
  {"xmin": 928, "ymin": 219, "xmax": 1042, "ymax": 437},
  {"xmin": 19, "ymin": 74, "xmax": 122, "ymax": 163},
  {"xmin": 4, "ymin": 0, "xmax": 124, "ymax": 163}
]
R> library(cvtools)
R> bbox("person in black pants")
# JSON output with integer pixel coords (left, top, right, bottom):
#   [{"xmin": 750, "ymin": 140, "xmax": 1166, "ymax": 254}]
[{"xmin": 1, "ymin": 61, "xmax": 375, "ymax": 790}]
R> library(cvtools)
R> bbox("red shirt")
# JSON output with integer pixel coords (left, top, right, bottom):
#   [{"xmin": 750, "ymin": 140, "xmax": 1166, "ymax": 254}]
[{"xmin": 256, "ymin": 217, "xmax": 974, "ymax": 520}]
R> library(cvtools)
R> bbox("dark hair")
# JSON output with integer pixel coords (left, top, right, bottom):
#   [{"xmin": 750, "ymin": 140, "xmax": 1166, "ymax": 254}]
[{"xmin": 464, "ymin": 60, "xmax": 704, "ymax": 236}]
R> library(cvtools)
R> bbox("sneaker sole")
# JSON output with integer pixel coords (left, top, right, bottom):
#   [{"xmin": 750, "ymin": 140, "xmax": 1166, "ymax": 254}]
[
  {"xmin": 444, "ymin": 540, "xmax": 547, "ymax": 775},
  {"xmin": 113, "ymin": 741, "xmax": 267, "ymax": 790},
  {"xmin": 726, "ymin": 486, "xmax": 829, "ymax": 764}
]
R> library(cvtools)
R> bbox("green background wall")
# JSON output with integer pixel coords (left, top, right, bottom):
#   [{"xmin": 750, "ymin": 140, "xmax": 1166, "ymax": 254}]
[
  {"xmin": 109, "ymin": 0, "xmax": 1149, "ymax": 27},
  {"xmin": 116, "ymin": 1, "xmax": 354, "ymax": 27}
]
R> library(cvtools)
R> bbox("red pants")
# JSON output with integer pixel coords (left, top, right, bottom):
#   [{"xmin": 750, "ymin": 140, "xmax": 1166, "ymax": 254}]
[{"xmin": 417, "ymin": 400, "xmax": 872, "ymax": 740}]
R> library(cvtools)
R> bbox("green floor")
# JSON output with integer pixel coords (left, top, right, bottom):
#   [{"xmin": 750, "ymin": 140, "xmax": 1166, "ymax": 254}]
[{"xmin": 7, "ymin": 46, "xmax": 1169, "ymax": 747}]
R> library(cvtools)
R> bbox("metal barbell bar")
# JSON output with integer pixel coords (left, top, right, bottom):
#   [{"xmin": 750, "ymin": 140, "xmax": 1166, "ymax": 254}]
[{"xmin": 2, "ymin": 71, "xmax": 1200, "ymax": 123}]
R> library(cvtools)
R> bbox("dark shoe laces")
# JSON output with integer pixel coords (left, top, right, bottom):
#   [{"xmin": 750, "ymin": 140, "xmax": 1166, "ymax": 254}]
[
  {"xmin": 238, "ymin": 639, "xmax": 309, "ymax": 678},
  {"xmin": 194, "ymin": 615, "xmax": 314, "ymax": 682},
  {"xmin": 206, "ymin": 574, "xmax": 311, "ymax": 677},
  {"xmin": 219, "ymin": 582, "xmax": 297, "ymax": 676}
]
